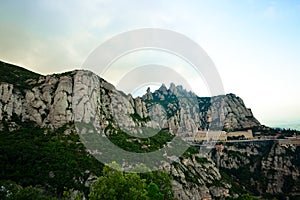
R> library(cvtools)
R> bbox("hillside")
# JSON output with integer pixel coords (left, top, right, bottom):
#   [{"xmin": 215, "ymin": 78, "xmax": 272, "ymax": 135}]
[
  {"xmin": 0, "ymin": 60, "xmax": 300, "ymax": 199},
  {"xmin": 0, "ymin": 61, "xmax": 42, "ymax": 91}
]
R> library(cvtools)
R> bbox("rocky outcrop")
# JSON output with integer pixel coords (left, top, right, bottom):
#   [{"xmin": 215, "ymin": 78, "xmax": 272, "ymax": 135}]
[
  {"xmin": 262, "ymin": 144, "xmax": 300, "ymax": 195},
  {"xmin": 211, "ymin": 142, "xmax": 300, "ymax": 197},
  {"xmin": 166, "ymin": 155, "xmax": 230, "ymax": 200},
  {"xmin": 199, "ymin": 94, "xmax": 260, "ymax": 131},
  {"xmin": 0, "ymin": 65, "xmax": 261, "ymax": 135},
  {"xmin": 144, "ymin": 86, "xmax": 261, "ymax": 134},
  {"xmin": 0, "ymin": 73, "xmax": 74, "ymax": 129}
]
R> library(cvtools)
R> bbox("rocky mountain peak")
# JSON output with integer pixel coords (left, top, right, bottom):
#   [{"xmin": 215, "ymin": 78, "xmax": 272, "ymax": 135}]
[
  {"xmin": 0, "ymin": 60, "xmax": 261, "ymax": 133},
  {"xmin": 158, "ymin": 83, "xmax": 168, "ymax": 95},
  {"xmin": 142, "ymin": 87, "xmax": 153, "ymax": 100}
]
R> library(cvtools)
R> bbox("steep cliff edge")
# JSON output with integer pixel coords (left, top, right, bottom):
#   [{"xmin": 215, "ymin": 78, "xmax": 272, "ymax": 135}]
[{"xmin": 198, "ymin": 94, "xmax": 260, "ymax": 131}]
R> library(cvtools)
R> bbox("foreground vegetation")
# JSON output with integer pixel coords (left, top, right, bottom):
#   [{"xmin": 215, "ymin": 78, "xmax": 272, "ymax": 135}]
[
  {"xmin": 0, "ymin": 120, "xmax": 174, "ymax": 199},
  {"xmin": 0, "ymin": 123, "xmax": 103, "ymax": 198}
]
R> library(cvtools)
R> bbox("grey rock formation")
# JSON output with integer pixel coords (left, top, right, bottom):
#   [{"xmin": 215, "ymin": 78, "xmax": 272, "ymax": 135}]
[
  {"xmin": 167, "ymin": 155, "xmax": 230, "ymax": 200},
  {"xmin": 0, "ymin": 62, "xmax": 266, "ymax": 199},
  {"xmin": 262, "ymin": 144, "xmax": 300, "ymax": 195},
  {"xmin": 0, "ymin": 73, "xmax": 74, "ymax": 129},
  {"xmin": 0, "ymin": 67, "xmax": 261, "ymax": 136},
  {"xmin": 211, "ymin": 142, "xmax": 300, "ymax": 197},
  {"xmin": 199, "ymin": 93, "xmax": 260, "ymax": 131}
]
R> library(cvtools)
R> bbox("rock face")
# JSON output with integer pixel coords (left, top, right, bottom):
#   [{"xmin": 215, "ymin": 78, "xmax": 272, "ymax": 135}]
[
  {"xmin": 211, "ymin": 142, "xmax": 300, "ymax": 197},
  {"xmin": 142, "ymin": 85, "xmax": 261, "ymax": 137},
  {"xmin": 198, "ymin": 94, "xmax": 260, "ymax": 131},
  {"xmin": 0, "ymin": 65, "xmax": 260, "ymax": 135},
  {"xmin": 167, "ymin": 155, "xmax": 230, "ymax": 200},
  {"xmin": 262, "ymin": 144, "xmax": 300, "ymax": 195},
  {"xmin": 0, "ymin": 73, "xmax": 74, "ymax": 130}
]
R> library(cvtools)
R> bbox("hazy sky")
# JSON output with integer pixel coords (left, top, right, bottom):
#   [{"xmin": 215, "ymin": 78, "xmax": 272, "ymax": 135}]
[{"xmin": 0, "ymin": 0, "xmax": 300, "ymax": 127}]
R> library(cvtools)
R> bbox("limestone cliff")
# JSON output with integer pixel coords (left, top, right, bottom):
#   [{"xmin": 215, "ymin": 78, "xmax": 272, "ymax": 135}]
[
  {"xmin": 199, "ymin": 94, "xmax": 261, "ymax": 131},
  {"xmin": 0, "ymin": 72, "xmax": 74, "ymax": 130},
  {"xmin": 168, "ymin": 155, "xmax": 230, "ymax": 200},
  {"xmin": 211, "ymin": 142, "xmax": 300, "ymax": 198},
  {"xmin": 0, "ymin": 61, "xmax": 261, "ymax": 134}
]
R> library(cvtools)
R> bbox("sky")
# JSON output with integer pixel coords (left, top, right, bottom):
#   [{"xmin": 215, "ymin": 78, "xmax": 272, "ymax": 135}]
[{"xmin": 0, "ymin": 0, "xmax": 300, "ymax": 128}]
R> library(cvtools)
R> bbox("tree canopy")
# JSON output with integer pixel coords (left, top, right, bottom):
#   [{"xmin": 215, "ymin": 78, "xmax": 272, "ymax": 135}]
[{"xmin": 89, "ymin": 162, "xmax": 170, "ymax": 200}]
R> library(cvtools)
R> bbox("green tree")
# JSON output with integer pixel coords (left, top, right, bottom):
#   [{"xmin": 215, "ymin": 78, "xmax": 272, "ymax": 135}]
[
  {"xmin": 0, "ymin": 125, "xmax": 103, "ymax": 198},
  {"xmin": 123, "ymin": 173, "xmax": 148, "ymax": 200},
  {"xmin": 62, "ymin": 188, "xmax": 83, "ymax": 200},
  {"xmin": 0, "ymin": 181, "xmax": 56, "ymax": 200},
  {"xmin": 236, "ymin": 194, "xmax": 260, "ymax": 200},
  {"xmin": 89, "ymin": 162, "xmax": 149, "ymax": 200},
  {"xmin": 13, "ymin": 186, "xmax": 45, "ymax": 200},
  {"xmin": 147, "ymin": 182, "xmax": 164, "ymax": 200},
  {"xmin": 141, "ymin": 170, "xmax": 173, "ymax": 200}
]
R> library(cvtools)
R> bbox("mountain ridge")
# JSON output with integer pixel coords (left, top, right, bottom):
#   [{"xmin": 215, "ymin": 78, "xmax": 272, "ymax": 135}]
[{"xmin": 0, "ymin": 60, "xmax": 261, "ymax": 133}]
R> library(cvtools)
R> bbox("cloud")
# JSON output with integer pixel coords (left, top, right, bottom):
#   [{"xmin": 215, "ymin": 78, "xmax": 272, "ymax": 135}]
[{"xmin": 0, "ymin": 0, "xmax": 116, "ymax": 74}]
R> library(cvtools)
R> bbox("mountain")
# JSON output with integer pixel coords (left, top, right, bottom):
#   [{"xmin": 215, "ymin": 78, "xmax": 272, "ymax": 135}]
[
  {"xmin": 0, "ymin": 60, "xmax": 260, "ymax": 133},
  {"xmin": 1, "ymin": 60, "xmax": 300, "ymax": 199}
]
